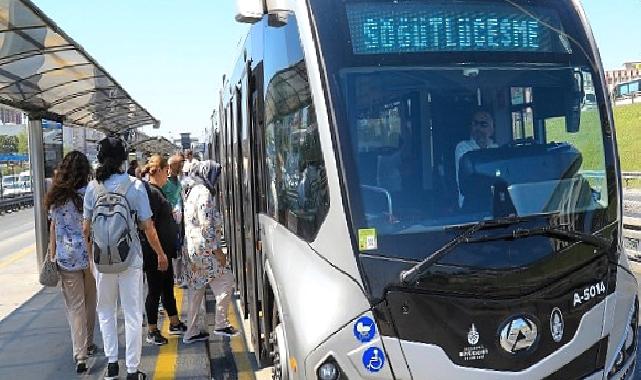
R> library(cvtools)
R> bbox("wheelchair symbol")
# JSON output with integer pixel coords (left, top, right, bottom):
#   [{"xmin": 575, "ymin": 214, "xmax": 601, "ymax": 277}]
[{"xmin": 362, "ymin": 347, "xmax": 385, "ymax": 373}]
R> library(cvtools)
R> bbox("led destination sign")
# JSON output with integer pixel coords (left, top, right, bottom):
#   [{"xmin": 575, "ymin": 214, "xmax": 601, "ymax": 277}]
[{"xmin": 347, "ymin": 3, "xmax": 568, "ymax": 55}]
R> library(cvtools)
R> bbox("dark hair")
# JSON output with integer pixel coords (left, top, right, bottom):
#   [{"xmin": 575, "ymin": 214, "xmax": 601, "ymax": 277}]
[
  {"xmin": 45, "ymin": 151, "xmax": 90, "ymax": 212},
  {"xmin": 96, "ymin": 157, "xmax": 125, "ymax": 182},
  {"xmin": 96, "ymin": 137, "xmax": 127, "ymax": 182}
]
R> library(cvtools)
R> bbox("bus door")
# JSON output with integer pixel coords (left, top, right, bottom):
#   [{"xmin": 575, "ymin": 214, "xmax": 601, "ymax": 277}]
[
  {"xmin": 233, "ymin": 85, "xmax": 249, "ymax": 314},
  {"xmin": 240, "ymin": 61, "xmax": 265, "ymax": 358},
  {"xmin": 224, "ymin": 104, "xmax": 239, "ymax": 280},
  {"xmin": 219, "ymin": 103, "xmax": 232, "ymax": 255}
]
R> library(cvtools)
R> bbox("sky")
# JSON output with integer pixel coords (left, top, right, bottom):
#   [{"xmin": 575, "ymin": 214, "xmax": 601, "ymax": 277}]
[{"xmin": 33, "ymin": 0, "xmax": 641, "ymax": 140}]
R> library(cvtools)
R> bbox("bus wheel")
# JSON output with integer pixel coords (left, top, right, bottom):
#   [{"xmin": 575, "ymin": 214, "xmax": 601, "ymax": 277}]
[{"xmin": 270, "ymin": 304, "xmax": 289, "ymax": 380}]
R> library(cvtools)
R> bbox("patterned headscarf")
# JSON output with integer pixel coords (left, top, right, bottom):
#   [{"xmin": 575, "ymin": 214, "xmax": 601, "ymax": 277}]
[{"xmin": 187, "ymin": 160, "xmax": 221, "ymax": 194}]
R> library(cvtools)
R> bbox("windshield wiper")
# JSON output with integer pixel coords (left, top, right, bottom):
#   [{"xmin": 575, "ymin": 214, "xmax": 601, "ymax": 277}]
[
  {"xmin": 399, "ymin": 215, "xmax": 538, "ymax": 285},
  {"xmin": 464, "ymin": 225, "xmax": 610, "ymax": 250},
  {"xmin": 399, "ymin": 217, "xmax": 610, "ymax": 286}
]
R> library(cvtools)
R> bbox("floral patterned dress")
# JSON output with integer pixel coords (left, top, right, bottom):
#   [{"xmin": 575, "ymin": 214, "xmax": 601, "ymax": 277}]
[
  {"xmin": 183, "ymin": 184, "xmax": 225, "ymax": 289},
  {"xmin": 50, "ymin": 189, "xmax": 89, "ymax": 271}
]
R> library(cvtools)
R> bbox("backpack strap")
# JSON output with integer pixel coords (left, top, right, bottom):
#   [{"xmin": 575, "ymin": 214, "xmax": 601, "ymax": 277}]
[
  {"xmin": 114, "ymin": 177, "xmax": 134, "ymax": 197},
  {"xmin": 92, "ymin": 180, "xmax": 107, "ymax": 197}
]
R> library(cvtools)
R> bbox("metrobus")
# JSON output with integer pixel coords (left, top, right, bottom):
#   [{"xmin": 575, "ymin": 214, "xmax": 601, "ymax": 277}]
[
  {"xmin": 1, "ymin": 175, "xmax": 20, "ymax": 198},
  {"xmin": 216, "ymin": 1, "xmax": 638, "ymax": 378},
  {"xmin": 18, "ymin": 171, "xmax": 31, "ymax": 195}
]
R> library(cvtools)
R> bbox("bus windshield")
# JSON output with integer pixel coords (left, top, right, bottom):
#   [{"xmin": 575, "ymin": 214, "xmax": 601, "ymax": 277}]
[
  {"xmin": 309, "ymin": 0, "xmax": 617, "ymax": 262},
  {"xmin": 340, "ymin": 66, "xmax": 610, "ymax": 233}
]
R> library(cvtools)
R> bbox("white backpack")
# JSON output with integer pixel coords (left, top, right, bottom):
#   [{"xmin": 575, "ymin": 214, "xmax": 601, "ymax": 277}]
[{"xmin": 90, "ymin": 178, "xmax": 139, "ymax": 273}]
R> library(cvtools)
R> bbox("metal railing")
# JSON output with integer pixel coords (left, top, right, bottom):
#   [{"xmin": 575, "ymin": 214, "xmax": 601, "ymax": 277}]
[
  {"xmin": 622, "ymin": 172, "xmax": 641, "ymax": 187},
  {"xmin": 0, "ymin": 194, "xmax": 33, "ymax": 215},
  {"xmin": 581, "ymin": 170, "xmax": 641, "ymax": 187}
]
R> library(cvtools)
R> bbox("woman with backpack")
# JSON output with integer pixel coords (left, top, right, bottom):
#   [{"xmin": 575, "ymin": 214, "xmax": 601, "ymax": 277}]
[
  {"xmin": 82, "ymin": 137, "xmax": 169, "ymax": 380},
  {"xmin": 182, "ymin": 160, "xmax": 238, "ymax": 344},
  {"xmin": 141, "ymin": 155, "xmax": 187, "ymax": 345},
  {"xmin": 45, "ymin": 151, "xmax": 97, "ymax": 374}
]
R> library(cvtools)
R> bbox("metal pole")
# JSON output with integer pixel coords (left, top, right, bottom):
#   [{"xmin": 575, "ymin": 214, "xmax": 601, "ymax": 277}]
[{"xmin": 27, "ymin": 117, "xmax": 47, "ymax": 270}]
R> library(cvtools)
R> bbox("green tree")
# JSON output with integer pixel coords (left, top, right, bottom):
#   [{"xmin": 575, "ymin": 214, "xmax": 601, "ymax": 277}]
[
  {"xmin": 0, "ymin": 135, "xmax": 18, "ymax": 153},
  {"xmin": 16, "ymin": 131, "xmax": 28, "ymax": 154}
]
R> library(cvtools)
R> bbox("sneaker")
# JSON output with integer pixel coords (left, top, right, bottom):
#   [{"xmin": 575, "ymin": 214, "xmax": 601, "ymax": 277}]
[
  {"xmin": 214, "ymin": 326, "xmax": 239, "ymax": 337},
  {"xmin": 146, "ymin": 330, "xmax": 168, "ymax": 346},
  {"xmin": 126, "ymin": 370, "xmax": 147, "ymax": 380},
  {"xmin": 104, "ymin": 362, "xmax": 119, "ymax": 380},
  {"xmin": 182, "ymin": 332, "xmax": 210, "ymax": 344},
  {"xmin": 76, "ymin": 359, "xmax": 87, "ymax": 374},
  {"xmin": 87, "ymin": 343, "xmax": 97, "ymax": 356},
  {"xmin": 169, "ymin": 321, "xmax": 188, "ymax": 335}
]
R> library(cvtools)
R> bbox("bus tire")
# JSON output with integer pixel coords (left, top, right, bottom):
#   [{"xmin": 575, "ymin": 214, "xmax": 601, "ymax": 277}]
[{"xmin": 270, "ymin": 301, "xmax": 289, "ymax": 380}]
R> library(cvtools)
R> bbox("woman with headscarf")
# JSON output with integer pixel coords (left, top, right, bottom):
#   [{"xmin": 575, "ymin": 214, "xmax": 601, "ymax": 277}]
[{"xmin": 182, "ymin": 160, "xmax": 238, "ymax": 343}]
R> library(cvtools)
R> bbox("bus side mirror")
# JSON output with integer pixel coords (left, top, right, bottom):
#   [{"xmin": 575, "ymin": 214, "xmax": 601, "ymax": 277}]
[
  {"xmin": 565, "ymin": 72, "xmax": 584, "ymax": 133},
  {"xmin": 565, "ymin": 96, "xmax": 581, "ymax": 133},
  {"xmin": 235, "ymin": 0, "xmax": 264, "ymax": 23}
]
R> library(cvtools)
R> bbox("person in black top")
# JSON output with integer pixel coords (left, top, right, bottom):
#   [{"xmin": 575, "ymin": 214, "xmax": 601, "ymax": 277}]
[{"xmin": 141, "ymin": 155, "xmax": 187, "ymax": 345}]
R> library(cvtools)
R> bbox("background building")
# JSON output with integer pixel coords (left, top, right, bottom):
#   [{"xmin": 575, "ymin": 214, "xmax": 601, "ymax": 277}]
[{"xmin": 606, "ymin": 61, "xmax": 641, "ymax": 94}]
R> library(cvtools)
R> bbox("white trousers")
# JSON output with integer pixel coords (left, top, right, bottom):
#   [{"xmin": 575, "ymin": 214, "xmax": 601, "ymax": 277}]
[
  {"xmin": 95, "ymin": 266, "xmax": 144, "ymax": 374},
  {"xmin": 185, "ymin": 270, "xmax": 234, "ymax": 337}
]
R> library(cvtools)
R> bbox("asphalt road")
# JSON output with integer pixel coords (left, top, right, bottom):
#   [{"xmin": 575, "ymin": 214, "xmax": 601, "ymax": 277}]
[
  {"xmin": 0, "ymin": 207, "xmax": 38, "ymax": 321},
  {"xmin": 0, "ymin": 207, "xmax": 35, "ymax": 261}
]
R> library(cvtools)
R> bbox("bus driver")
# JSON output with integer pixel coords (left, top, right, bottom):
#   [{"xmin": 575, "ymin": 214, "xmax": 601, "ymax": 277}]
[{"xmin": 455, "ymin": 110, "xmax": 499, "ymax": 207}]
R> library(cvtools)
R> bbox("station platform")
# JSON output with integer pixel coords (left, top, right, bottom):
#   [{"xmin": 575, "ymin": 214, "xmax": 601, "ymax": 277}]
[{"xmin": 0, "ymin": 282, "xmax": 266, "ymax": 379}]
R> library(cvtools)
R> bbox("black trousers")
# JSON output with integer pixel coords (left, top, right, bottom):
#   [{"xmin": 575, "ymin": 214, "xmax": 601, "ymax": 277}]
[{"xmin": 145, "ymin": 263, "xmax": 178, "ymax": 325}]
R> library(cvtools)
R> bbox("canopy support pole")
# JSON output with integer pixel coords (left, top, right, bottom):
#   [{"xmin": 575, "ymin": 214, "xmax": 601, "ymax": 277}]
[{"xmin": 28, "ymin": 117, "xmax": 47, "ymax": 269}]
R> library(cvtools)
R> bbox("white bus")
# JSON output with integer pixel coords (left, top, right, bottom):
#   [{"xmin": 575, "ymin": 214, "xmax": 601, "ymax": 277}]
[
  {"xmin": 217, "ymin": 1, "xmax": 637, "ymax": 378},
  {"xmin": 18, "ymin": 171, "xmax": 31, "ymax": 195},
  {"xmin": 1, "ymin": 175, "xmax": 20, "ymax": 198}
]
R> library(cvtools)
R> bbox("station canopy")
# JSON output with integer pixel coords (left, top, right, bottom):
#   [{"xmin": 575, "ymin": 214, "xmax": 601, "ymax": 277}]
[{"xmin": 0, "ymin": 0, "xmax": 159, "ymax": 133}]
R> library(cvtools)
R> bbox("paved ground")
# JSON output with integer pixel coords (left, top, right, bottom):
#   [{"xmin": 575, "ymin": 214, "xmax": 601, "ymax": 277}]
[
  {"xmin": 0, "ymin": 209, "xmax": 267, "ymax": 380},
  {"xmin": 0, "ymin": 285, "xmax": 211, "ymax": 379}
]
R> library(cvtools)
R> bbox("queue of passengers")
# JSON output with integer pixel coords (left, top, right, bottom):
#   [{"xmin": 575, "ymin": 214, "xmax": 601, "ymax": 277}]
[{"xmin": 44, "ymin": 138, "xmax": 237, "ymax": 380}]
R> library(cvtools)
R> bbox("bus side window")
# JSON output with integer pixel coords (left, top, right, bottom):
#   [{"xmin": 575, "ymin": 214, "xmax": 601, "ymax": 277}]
[{"xmin": 263, "ymin": 16, "xmax": 330, "ymax": 242}]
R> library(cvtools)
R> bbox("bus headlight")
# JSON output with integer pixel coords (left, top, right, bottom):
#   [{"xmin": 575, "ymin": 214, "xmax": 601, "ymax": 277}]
[{"xmin": 317, "ymin": 357, "xmax": 343, "ymax": 380}]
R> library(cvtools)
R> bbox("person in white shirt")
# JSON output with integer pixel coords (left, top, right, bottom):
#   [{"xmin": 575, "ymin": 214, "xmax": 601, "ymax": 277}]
[
  {"xmin": 182, "ymin": 150, "xmax": 199, "ymax": 177},
  {"xmin": 455, "ymin": 110, "xmax": 499, "ymax": 207}
]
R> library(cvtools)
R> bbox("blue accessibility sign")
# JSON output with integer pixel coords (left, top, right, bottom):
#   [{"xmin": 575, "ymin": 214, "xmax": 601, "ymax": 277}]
[
  {"xmin": 362, "ymin": 347, "xmax": 385, "ymax": 373},
  {"xmin": 353, "ymin": 316, "xmax": 377, "ymax": 343}
]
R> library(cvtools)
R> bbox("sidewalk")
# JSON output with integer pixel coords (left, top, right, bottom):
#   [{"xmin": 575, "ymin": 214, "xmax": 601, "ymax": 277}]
[
  {"xmin": 0, "ymin": 242, "xmax": 40, "ymax": 321},
  {"xmin": 0, "ymin": 284, "xmax": 211, "ymax": 379},
  {"xmin": 205, "ymin": 289, "xmax": 272, "ymax": 380}
]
